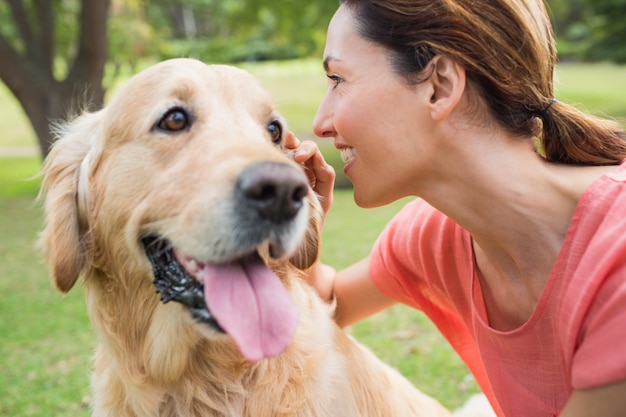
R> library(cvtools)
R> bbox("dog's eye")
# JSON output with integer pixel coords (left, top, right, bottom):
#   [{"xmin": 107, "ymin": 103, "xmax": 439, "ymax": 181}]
[
  {"xmin": 267, "ymin": 120, "xmax": 283, "ymax": 145},
  {"xmin": 157, "ymin": 108, "xmax": 190, "ymax": 132}
]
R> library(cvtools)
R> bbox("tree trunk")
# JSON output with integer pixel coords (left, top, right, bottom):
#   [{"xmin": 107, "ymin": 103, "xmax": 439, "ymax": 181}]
[{"xmin": 0, "ymin": 0, "xmax": 110, "ymax": 158}]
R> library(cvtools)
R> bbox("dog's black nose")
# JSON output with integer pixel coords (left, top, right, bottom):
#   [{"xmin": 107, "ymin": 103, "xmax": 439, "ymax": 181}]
[{"xmin": 237, "ymin": 162, "xmax": 309, "ymax": 222}]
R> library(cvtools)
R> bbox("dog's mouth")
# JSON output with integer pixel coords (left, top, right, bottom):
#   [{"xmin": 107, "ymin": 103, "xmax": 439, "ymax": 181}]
[
  {"xmin": 141, "ymin": 235, "xmax": 299, "ymax": 362},
  {"xmin": 142, "ymin": 236, "xmax": 221, "ymax": 330}
]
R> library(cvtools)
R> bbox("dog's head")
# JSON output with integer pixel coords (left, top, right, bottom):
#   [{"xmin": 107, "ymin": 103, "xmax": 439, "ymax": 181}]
[{"xmin": 39, "ymin": 58, "xmax": 322, "ymax": 361}]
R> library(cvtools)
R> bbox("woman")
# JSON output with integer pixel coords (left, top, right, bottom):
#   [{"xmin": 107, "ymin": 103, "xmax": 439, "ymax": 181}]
[{"xmin": 287, "ymin": 0, "xmax": 626, "ymax": 416}]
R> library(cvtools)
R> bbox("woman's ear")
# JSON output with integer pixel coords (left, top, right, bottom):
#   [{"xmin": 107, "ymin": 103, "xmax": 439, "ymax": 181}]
[{"xmin": 427, "ymin": 56, "xmax": 466, "ymax": 121}]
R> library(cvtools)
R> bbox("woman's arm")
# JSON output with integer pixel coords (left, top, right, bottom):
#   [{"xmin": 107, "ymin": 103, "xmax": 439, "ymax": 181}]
[
  {"xmin": 307, "ymin": 257, "xmax": 396, "ymax": 327},
  {"xmin": 560, "ymin": 379, "xmax": 626, "ymax": 416}
]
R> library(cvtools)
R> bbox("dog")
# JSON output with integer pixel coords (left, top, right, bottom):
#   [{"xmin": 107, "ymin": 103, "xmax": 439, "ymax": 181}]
[{"xmin": 39, "ymin": 58, "xmax": 453, "ymax": 417}]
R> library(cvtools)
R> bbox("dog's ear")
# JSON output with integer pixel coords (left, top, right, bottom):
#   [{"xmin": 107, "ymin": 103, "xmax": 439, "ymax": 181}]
[
  {"xmin": 38, "ymin": 112, "xmax": 102, "ymax": 293},
  {"xmin": 289, "ymin": 193, "xmax": 323, "ymax": 270}
]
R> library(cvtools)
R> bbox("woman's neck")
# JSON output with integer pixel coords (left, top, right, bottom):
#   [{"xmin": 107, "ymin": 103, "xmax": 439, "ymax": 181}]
[{"xmin": 417, "ymin": 130, "xmax": 615, "ymax": 329}]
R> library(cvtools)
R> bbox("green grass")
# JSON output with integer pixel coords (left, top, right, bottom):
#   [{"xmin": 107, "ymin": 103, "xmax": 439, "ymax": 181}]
[
  {"xmin": 555, "ymin": 62, "xmax": 626, "ymax": 123},
  {"xmin": 0, "ymin": 195, "xmax": 93, "ymax": 417},
  {"xmin": 1, "ymin": 60, "xmax": 626, "ymax": 415},
  {"xmin": 0, "ymin": 157, "xmax": 42, "ymax": 197},
  {"xmin": 0, "ymin": 162, "xmax": 92, "ymax": 417}
]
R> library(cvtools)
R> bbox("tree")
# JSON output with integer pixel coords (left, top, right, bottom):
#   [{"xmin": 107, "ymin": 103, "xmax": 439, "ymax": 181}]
[
  {"xmin": 0, "ymin": 0, "xmax": 110, "ymax": 158},
  {"xmin": 141, "ymin": 0, "xmax": 337, "ymax": 63},
  {"xmin": 583, "ymin": 0, "xmax": 626, "ymax": 64}
]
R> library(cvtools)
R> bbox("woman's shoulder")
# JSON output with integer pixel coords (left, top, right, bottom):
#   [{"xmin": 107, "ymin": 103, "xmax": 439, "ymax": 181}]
[
  {"xmin": 606, "ymin": 158, "xmax": 626, "ymax": 181},
  {"xmin": 578, "ymin": 159, "xmax": 626, "ymax": 217}
]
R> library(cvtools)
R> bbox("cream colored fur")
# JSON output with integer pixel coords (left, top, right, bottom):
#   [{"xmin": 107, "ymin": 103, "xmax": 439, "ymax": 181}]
[{"xmin": 39, "ymin": 58, "xmax": 452, "ymax": 417}]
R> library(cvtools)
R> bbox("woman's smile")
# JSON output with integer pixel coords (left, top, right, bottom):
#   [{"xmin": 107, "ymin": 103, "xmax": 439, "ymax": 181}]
[{"xmin": 340, "ymin": 146, "xmax": 358, "ymax": 164}]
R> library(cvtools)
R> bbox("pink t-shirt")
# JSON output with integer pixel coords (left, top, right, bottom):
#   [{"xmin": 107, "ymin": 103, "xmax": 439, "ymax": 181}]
[{"xmin": 370, "ymin": 162, "xmax": 626, "ymax": 417}]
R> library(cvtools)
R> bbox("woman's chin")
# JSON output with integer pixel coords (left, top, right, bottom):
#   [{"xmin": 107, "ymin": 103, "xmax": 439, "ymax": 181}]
[
  {"xmin": 352, "ymin": 187, "xmax": 388, "ymax": 209},
  {"xmin": 353, "ymin": 182, "xmax": 410, "ymax": 209}
]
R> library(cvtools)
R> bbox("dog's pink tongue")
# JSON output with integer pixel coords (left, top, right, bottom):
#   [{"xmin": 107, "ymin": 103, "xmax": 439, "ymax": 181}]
[{"xmin": 201, "ymin": 254, "xmax": 299, "ymax": 362}]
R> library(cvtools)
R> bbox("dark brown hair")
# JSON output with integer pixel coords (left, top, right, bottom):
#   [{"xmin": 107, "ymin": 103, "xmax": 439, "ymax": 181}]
[{"xmin": 340, "ymin": 0, "xmax": 626, "ymax": 165}]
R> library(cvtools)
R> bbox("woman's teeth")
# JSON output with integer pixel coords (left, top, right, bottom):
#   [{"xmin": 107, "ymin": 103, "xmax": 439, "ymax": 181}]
[{"xmin": 341, "ymin": 147, "xmax": 357, "ymax": 163}]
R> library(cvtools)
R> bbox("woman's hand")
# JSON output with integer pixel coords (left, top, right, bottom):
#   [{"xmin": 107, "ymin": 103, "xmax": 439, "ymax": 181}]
[{"xmin": 284, "ymin": 131, "xmax": 335, "ymax": 216}]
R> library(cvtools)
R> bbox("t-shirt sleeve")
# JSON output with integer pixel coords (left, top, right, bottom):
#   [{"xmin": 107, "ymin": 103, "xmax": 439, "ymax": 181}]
[
  {"xmin": 566, "ymin": 174, "xmax": 626, "ymax": 390},
  {"xmin": 571, "ymin": 264, "xmax": 626, "ymax": 389}
]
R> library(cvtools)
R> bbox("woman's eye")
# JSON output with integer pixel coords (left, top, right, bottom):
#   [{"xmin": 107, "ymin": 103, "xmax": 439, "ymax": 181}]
[
  {"xmin": 326, "ymin": 74, "xmax": 343, "ymax": 88},
  {"xmin": 156, "ymin": 108, "xmax": 190, "ymax": 132},
  {"xmin": 267, "ymin": 120, "xmax": 283, "ymax": 145}
]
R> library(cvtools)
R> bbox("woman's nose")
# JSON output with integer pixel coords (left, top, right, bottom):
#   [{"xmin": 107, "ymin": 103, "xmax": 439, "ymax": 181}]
[{"xmin": 312, "ymin": 95, "xmax": 335, "ymax": 139}]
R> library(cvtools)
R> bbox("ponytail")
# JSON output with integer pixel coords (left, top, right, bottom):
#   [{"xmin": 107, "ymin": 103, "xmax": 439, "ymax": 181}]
[{"xmin": 540, "ymin": 101, "xmax": 626, "ymax": 165}]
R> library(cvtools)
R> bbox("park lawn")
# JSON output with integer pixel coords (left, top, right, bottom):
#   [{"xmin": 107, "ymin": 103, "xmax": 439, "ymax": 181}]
[
  {"xmin": 0, "ymin": 196, "xmax": 94, "ymax": 417},
  {"xmin": 555, "ymin": 62, "xmax": 626, "ymax": 123}
]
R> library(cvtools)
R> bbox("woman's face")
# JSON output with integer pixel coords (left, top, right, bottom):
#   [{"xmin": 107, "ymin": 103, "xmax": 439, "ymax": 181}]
[{"xmin": 313, "ymin": 5, "xmax": 438, "ymax": 207}]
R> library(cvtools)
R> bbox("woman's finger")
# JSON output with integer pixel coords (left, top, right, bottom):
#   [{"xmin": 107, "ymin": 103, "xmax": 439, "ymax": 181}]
[
  {"xmin": 284, "ymin": 131, "xmax": 301, "ymax": 150},
  {"xmin": 282, "ymin": 135, "xmax": 336, "ymax": 214}
]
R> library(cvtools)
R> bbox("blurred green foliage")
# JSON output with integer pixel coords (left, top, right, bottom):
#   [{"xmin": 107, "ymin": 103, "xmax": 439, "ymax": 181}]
[{"xmin": 1, "ymin": 0, "xmax": 623, "ymax": 78}]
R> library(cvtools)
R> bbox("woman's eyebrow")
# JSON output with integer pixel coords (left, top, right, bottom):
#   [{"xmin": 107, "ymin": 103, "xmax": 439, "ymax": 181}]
[{"xmin": 323, "ymin": 55, "xmax": 340, "ymax": 72}]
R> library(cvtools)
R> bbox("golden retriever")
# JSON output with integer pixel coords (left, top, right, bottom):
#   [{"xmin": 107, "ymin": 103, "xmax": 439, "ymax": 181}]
[{"xmin": 39, "ymin": 58, "xmax": 452, "ymax": 417}]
